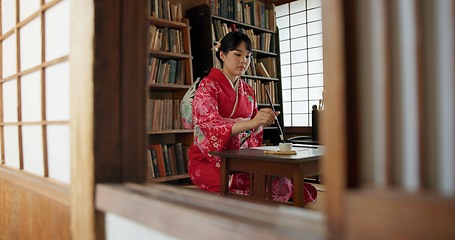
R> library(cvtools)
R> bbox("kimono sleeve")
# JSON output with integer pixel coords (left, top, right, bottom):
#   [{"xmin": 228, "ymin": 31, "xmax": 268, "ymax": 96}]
[{"xmin": 192, "ymin": 79, "xmax": 235, "ymax": 170}]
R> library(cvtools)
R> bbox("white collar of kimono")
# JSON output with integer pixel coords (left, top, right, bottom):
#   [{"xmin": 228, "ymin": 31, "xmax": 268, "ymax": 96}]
[
  {"xmin": 221, "ymin": 71, "xmax": 240, "ymax": 118},
  {"xmin": 221, "ymin": 71, "xmax": 239, "ymax": 90}
]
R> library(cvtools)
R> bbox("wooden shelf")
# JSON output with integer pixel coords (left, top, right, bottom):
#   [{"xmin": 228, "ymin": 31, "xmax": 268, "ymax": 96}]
[
  {"xmin": 148, "ymin": 173, "xmax": 189, "ymax": 183},
  {"xmin": 211, "ymin": 15, "xmax": 276, "ymax": 34},
  {"xmin": 149, "ymin": 83, "xmax": 191, "ymax": 90},
  {"xmin": 147, "ymin": 129, "xmax": 193, "ymax": 135},
  {"xmin": 253, "ymin": 49, "xmax": 277, "ymax": 57},
  {"xmin": 149, "ymin": 50, "xmax": 190, "ymax": 59},
  {"xmin": 257, "ymin": 103, "xmax": 280, "ymax": 107},
  {"xmin": 148, "ymin": 16, "xmax": 188, "ymax": 29},
  {"xmin": 242, "ymin": 75, "xmax": 279, "ymax": 81}
]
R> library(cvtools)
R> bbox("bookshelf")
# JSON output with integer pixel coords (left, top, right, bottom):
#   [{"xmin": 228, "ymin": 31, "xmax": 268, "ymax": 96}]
[
  {"xmin": 146, "ymin": 2, "xmax": 195, "ymax": 182},
  {"xmin": 187, "ymin": 2, "xmax": 284, "ymax": 145}
]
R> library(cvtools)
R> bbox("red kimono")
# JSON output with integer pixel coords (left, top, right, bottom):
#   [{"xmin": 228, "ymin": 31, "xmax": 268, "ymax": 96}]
[{"xmin": 188, "ymin": 68, "xmax": 293, "ymax": 201}]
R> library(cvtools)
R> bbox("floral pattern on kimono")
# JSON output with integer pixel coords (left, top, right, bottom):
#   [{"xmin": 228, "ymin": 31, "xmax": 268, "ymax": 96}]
[{"xmin": 187, "ymin": 68, "xmax": 294, "ymax": 202}]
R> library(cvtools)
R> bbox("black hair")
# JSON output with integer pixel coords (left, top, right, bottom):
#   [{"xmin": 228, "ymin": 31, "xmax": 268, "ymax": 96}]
[{"xmin": 215, "ymin": 31, "xmax": 253, "ymax": 65}]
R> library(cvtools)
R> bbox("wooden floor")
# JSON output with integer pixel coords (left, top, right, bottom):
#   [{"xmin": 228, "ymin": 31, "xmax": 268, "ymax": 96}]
[{"xmin": 304, "ymin": 183, "xmax": 326, "ymax": 212}]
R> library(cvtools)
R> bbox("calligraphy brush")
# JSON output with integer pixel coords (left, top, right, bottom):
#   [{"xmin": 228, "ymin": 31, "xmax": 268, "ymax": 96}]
[{"xmin": 265, "ymin": 89, "xmax": 285, "ymax": 142}]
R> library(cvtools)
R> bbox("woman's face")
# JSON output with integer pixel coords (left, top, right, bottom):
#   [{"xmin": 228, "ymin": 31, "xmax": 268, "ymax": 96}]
[{"xmin": 220, "ymin": 41, "xmax": 251, "ymax": 81}]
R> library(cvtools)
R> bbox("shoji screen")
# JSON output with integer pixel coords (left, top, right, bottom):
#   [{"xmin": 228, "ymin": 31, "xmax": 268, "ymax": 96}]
[
  {"xmin": 276, "ymin": 0, "xmax": 324, "ymax": 127},
  {"xmin": 1, "ymin": 0, "xmax": 71, "ymax": 184}
]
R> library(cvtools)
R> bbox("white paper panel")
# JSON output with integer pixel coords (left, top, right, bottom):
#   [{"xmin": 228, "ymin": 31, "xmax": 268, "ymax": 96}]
[
  {"xmin": 2, "ymin": 34, "xmax": 17, "ymax": 78},
  {"xmin": 284, "ymin": 115, "xmax": 291, "ymax": 126},
  {"xmin": 47, "ymin": 124, "xmax": 70, "ymax": 184},
  {"xmin": 291, "ymin": 75, "xmax": 308, "ymax": 88},
  {"xmin": 106, "ymin": 213, "xmax": 177, "ymax": 240},
  {"xmin": 46, "ymin": 62, "xmax": 70, "ymax": 121},
  {"xmin": 20, "ymin": 0, "xmax": 41, "ymax": 21},
  {"xmin": 309, "ymin": 60, "xmax": 323, "ymax": 74},
  {"xmin": 276, "ymin": 16, "xmax": 289, "ymax": 29},
  {"xmin": 1, "ymin": 0, "xmax": 16, "ymax": 34},
  {"xmin": 22, "ymin": 125, "xmax": 44, "ymax": 176},
  {"xmin": 308, "ymin": 21, "xmax": 322, "ymax": 35},
  {"xmin": 21, "ymin": 71, "xmax": 42, "ymax": 122},
  {"xmin": 20, "ymin": 17, "xmax": 42, "ymax": 71},
  {"xmin": 291, "ymin": 62, "xmax": 307, "ymax": 75},
  {"xmin": 281, "ymin": 77, "xmax": 291, "ymax": 89},
  {"xmin": 290, "ymin": 37, "xmax": 307, "ymax": 50},
  {"xmin": 292, "ymin": 101, "xmax": 309, "ymax": 113},
  {"xmin": 307, "ymin": 0, "xmax": 322, "ymax": 9},
  {"xmin": 291, "ymin": 88, "xmax": 308, "ymax": 101},
  {"xmin": 3, "ymin": 79, "xmax": 18, "ymax": 122},
  {"xmin": 308, "ymin": 34, "xmax": 322, "ymax": 48},
  {"xmin": 290, "ymin": 11, "xmax": 307, "ymax": 25},
  {"xmin": 309, "ymin": 73, "xmax": 323, "ymax": 87},
  {"xmin": 291, "ymin": 49, "xmax": 307, "ymax": 63},
  {"xmin": 4, "ymin": 126, "xmax": 20, "ymax": 168},
  {"xmin": 307, "ymin": 8, "xmax": 322, "ymax": 22},
  {"xmin": 45, "ymin": 0, "xmax": 70, "ymax": 61},
  {"xmin": 290, "ymin": 0, "xmax": 306, "ymax": 13},
  {"xmin": 292, "ymin": 114, "xmax": 309, "ymax": 126},
  {"xmin": 275, "ymin": 3, "xmax": 289, "ymax": 17},
  {"xmin": 309, "ymin": 86, "xmax": 323, "ymax": 100}
]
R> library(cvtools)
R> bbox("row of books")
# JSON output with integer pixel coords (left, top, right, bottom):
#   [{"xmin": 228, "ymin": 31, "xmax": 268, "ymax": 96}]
[
  {"xmin": 243, "ymin": 78, "xmax": 278, "ymax": 105},
  {"xmin": 146, "ymin": 99, "xmax": 183, "ymax": 131},
  {"xmin": 245, "ymin": 56, "xmax": 277, "ymax": 78},
  {"xmin": 147, "ymin": 143, "xmax": 188, "ymax": 178},
  {"xmin": 147, "ymin": 57, "xmax": 186, "ymax": 85},
  {"xmin": 212, "ymin": 21, "xmax": 276, "ymax": 52},
  {"xmin": 147, "ymin": 25, "xmax": 185, "ymax": 53},
  {"xmin": 211, "ymin": 0, "xmax": 276, "ymax": 31},
  {"xmin": 148, "ymin": 0, "xmax": 183, "ymax": 22}
]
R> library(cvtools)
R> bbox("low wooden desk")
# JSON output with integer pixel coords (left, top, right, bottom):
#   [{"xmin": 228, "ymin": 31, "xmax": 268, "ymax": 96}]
[{"xmin": 211, "ymin": 147, "xmax": 323, "ymax": 207}]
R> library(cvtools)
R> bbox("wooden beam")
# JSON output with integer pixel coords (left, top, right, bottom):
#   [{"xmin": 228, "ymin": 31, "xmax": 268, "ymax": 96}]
[
  {"xmin": 321, "ymin": 0, "xmax": 348, "ymax": 238},
  {"xmin": 70, "ymin": 0, "xmax": 95, "ymax": 239},
  {"xmin": 96, "ymin": 183, "xmax": 327, "ymax": 240}
]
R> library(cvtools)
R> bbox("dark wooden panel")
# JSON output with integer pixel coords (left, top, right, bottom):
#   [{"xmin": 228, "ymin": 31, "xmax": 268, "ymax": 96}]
[
  {"xmin": 120, "ymin": 0, "xmax": 148, "ymax": 182},
  {"xmin": 0, "ymin": 171, "xmax": 70, "ymax": 239},
  {"xmin": 93, "ymin": 0, "xmax": 122, "ymax": 183}
]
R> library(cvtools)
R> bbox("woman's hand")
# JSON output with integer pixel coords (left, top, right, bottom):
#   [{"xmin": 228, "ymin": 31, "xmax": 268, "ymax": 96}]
[
  {"xmin": 231, "ymin": 108, "xmax": 280, "ymax": 135},
  {"xmin": 253, "ymin": 108, "xmax": 280, "ymax": 127}
]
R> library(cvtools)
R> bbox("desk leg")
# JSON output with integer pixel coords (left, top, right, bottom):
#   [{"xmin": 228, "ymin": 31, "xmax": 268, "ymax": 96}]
[
  {"xmin": 293, "ymin": 164, "xmax": 305, "ymax": 207},
  {"xmin": 220, "ymin": 157, "xmax": 228, "ymax": 196},
  {"xmin": 253, "ymin": 173, "xmax": 266, "ymax": 199}
]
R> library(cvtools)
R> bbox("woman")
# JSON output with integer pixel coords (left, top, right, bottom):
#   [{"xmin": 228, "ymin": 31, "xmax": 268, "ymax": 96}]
[{"xmin": 188, "ymin": 31, "xmax": 315, "ymax": 203}]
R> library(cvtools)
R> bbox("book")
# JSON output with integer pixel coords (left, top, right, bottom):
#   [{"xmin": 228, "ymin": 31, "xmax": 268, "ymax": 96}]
[
  {"xmin": 146, "ymin": 149, "xmax": 154, "ymax": 177},
  {"xmin": 161, "ymin": 144, "xmax": 172, "ymax": 176},
  {"xmin": 167, "ymin": 59, "xmax": 177, "ymax": 84},
  {"xmin": 167, "ymin": 144, "xmax": 178, "ymax": 175},
  {"xmin": 149, "ymin": 144, "xmax": 166, "ymax": 176},
  {"xmin": 149, "ymin": 148, "xmax": 160, "ymax": 177},
  {"xmin": 174, "ymin": 143, "xmax": 186, "ymax": 174}
]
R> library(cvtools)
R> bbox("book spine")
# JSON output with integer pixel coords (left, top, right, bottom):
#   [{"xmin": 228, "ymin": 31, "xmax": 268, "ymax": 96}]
[
  {"xmin": 150, "ymin": 149, "xmax": 160, "ymax": 177},
  {"xmin": 175, "ymin": 143, "xmax": 185, "ymax": 174},
  {"xmin": 162, "ymin": 144, "xmax": 172, "ymax": 176}
]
